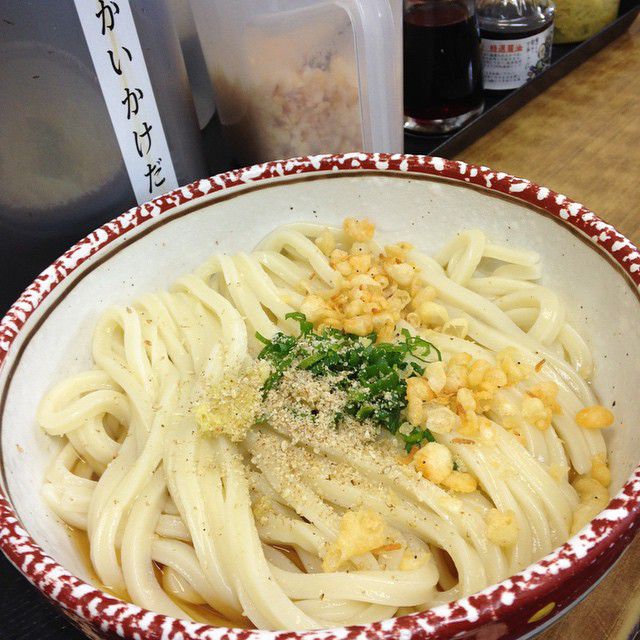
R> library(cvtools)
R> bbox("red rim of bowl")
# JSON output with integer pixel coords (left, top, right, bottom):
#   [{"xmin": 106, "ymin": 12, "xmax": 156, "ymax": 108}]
[{"xmin": 0, "ymin": 153, "xmax": 639, "ymax": 640}]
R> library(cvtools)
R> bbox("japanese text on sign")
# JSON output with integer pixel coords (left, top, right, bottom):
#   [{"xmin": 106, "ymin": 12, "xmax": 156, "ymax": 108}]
[{"xmin": 75, "ymin": 0, "xmax": 178, "ymax": 202}]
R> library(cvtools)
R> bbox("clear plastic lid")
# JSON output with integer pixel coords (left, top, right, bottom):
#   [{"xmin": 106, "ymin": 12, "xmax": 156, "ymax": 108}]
[{"xmin": 190, "ymin": 0, "xmax": 403, "ymax": 165}]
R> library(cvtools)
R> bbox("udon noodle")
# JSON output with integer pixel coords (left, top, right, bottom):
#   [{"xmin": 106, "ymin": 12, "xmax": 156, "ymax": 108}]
[{"xmin": 39, "ymin": 220, "xmax": 614, "ymax": 629}]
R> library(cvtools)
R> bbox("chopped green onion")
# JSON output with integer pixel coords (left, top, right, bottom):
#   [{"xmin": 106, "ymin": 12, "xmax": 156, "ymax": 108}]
[
  {"xmin": 257, "ymin": 314, "xmax": 441, "ymax": 450},
  {"xmin": 285, "ymin": 311, "xmax": 313, "ymax": 334}
]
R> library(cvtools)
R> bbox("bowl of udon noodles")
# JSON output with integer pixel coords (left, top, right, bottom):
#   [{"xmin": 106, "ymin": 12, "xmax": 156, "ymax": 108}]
[{"xmin": 1, "ymin": 153, "xmax": 639, "ymax": 640}]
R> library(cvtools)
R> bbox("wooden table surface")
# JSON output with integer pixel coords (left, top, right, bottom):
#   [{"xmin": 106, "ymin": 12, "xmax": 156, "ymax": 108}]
[{"xmin": 456, "ymin": 16, "xmax": 640, "ymax": 640}]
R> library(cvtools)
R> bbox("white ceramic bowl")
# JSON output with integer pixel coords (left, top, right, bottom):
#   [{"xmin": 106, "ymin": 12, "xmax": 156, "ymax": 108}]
[{"xmin": 1, "ymin": 154, "xmax": 639, "ymax": 640}]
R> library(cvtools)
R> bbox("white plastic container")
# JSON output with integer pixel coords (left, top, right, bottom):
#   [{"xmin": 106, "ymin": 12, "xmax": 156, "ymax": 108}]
[{"xmin": 190, "ymin": 0, "xmax": 403, "ymax": 165}]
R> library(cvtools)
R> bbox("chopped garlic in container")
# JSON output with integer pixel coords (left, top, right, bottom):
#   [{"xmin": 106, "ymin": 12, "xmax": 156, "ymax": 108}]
[{"xmin": 190, "ymin": 0, "xmax": 403, "ymax": 165}]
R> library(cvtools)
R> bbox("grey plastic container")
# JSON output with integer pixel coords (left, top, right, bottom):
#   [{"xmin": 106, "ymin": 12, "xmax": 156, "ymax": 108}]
[{"xmin": 0, "ymin": 0, "xmax": 206, "ymax": 242}]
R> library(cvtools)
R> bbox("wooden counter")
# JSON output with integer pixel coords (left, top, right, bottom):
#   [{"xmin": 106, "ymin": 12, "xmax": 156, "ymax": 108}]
[{"xmin": 456, "ymin": 17, "xmax": 640, "ymax": 640}]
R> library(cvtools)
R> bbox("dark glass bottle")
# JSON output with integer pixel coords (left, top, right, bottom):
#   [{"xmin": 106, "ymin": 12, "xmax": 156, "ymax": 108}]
[
  {"xmin": 403, "ymin": 0, "xmax": 484, "ymax": 134},
  {"xmin": 477, "ymin": 0, "xmax": 555, "ymax": 92}
]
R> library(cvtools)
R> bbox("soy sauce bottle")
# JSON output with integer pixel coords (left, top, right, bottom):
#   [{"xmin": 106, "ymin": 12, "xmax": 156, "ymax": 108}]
[
  {"xmin": 477, "ymin": 0, "xmax": 555, "ymax": 92},
  {"xmin": 404, "ymin": 0, "xmax": 484, "ymax": 134}
]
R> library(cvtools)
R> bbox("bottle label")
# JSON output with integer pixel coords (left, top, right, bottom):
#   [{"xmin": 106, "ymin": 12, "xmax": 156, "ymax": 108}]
[
  {"xmin": 481, "ymin": 24, "xmax": 554, "ymax": 91},
  {"xmin": 74, "ymin": 0, "xmax": 178, "ymax": 203}
]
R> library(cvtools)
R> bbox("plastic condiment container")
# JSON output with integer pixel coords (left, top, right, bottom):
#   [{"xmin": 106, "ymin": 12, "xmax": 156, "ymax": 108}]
[
  {"xmin": 553, "ymin": 0, "xmax": 620, "ymax": 43},
  {"xmin": 189, "ymin": 0, "xmax": 404, "ymax": 165}
]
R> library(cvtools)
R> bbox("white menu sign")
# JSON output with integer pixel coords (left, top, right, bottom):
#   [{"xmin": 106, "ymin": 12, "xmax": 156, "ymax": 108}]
[{"xmin": 74, "ymin": 0, "xmax": 178, "ymax": 203}]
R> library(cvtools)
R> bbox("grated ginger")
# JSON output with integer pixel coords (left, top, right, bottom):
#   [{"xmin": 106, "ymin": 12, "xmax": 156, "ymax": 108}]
[{"xmin": 194, "ymin": 360, "xmax": 271, "ymax": 442}]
